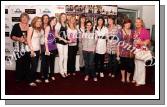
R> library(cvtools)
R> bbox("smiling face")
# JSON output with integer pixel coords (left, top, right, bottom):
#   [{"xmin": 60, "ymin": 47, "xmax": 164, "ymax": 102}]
[
  {"xmin": 81, "ymin": 17, "xmax": 86, "ymax": 24},
  {"xmin": 108, "ymin": 18, "xmax": 114, "ymax": 25},
  {"xmin": 50, "ymin": 18, "xmax": 57, "ymax": 26},
  {"xmin": 124, "ymin": 22, "xmax": 131, "ymax": 29},
  {"xmin": 60, "ymin": 14, "xmax": 67, "ymax": 23},
  {"xmin": 70, "ymin": 17, "xmax": 76, "ymax": 24},
  {"xmin": 43, "ymin": 15, "xmax": 49, "ymax": 25},
  {"xmin": 98, "ymin": 18, "xmax": 103, "ymax": 26},
  {"xmin": 20, "ymin": 16, "xmax": 29, "ymax": 24},
  {"xmin": 35, "ymin": 19, "xmax": 42, "ymax": 28},
  {"xmin": 86, "ymin": 22, "xmax": 92, "ymax": 31},
  {"xmin": 135, "ymin": 19, "xmax": 143, "ymax": 29}
]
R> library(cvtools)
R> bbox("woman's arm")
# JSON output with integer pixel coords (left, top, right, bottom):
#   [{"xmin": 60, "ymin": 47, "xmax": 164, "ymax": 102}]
[
  {"xmin": 45, "ymin": 26, "xmax": 50, "ymax": 54},
  {"xmin": 55, "ymin": 31, "xmax": 68, "ymax": 43},
  {"xmin": 10, "ymin": 24, "xmax": 25, "ymax": 43},
  {"xmin": 27, "ymin": 27, "xmax": 34, "ymax": 53}
]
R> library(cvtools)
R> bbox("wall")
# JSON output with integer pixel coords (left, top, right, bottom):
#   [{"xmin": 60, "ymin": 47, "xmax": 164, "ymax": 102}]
[
  {"xmin": 142, "ymin": 6, "xmax": 155, "ymax": 31},
  {"xmin": 118, "ymin": 5, "xmax": 155, "ymax": 32}
]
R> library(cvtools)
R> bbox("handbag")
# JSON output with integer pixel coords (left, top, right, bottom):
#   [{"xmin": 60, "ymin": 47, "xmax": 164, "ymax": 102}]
[{"xmin": 135, "ymin": 49, "xmax": 152, "ymax": 61}]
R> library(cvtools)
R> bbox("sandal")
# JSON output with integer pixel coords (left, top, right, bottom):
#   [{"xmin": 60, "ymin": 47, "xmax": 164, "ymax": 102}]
[{"xmin": 29, "ymin": 82, "xmax": 37, "ymax": 86}]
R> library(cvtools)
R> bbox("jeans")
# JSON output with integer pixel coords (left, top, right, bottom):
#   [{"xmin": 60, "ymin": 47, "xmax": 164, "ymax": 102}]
[
  {"xmin": 40, "ymin": 52, "xmax": 47, "ymax": 77},
  {"xmin": 45, "ymin": 50, "xmax": 58, "ymax": 79},
  {"xmin": 83, "ymin": 51, "xmax": 96, "ymax": 77},
  {"xmin": 28, "ymin": 51, "xmax": 40, "ymax": 83}
]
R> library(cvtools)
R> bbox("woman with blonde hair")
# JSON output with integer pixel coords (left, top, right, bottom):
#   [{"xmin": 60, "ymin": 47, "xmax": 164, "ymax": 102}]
[
  {"xmin": 67, "ymin": 15, "xmax": 78, "ymax": 76},
  {"xmin": 10, "ymin": 12, "xmax": 30, "ymax": 83},
  {"xmin": 56, "ymin": 13, "xmax": 70, "ymax": 78},
  {"xmin": 27, "ymin": 16, "xmax": 44, "ymax": 86},
  {"xmin": 132, "ymin": 18, "xmax": 151, "ymax": 86}
]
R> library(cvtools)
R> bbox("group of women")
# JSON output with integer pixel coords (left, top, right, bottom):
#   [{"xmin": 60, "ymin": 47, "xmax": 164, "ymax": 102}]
[{"xmin": 10, "ymin": 12, "xmax": 150, "ymax": 87}]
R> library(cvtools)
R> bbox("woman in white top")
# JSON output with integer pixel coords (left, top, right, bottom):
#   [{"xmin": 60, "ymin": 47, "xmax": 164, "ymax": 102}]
[
  {"xmin": 27, "ymin": 16, "xmax": 44, "ymax": 86},
  {"xmin": 95, "ymin": 16, "xmax": 108, "ymax": 78},
  {"xmin": 67, "ymin": 15, "xmax": 78, "ymax": 76}
]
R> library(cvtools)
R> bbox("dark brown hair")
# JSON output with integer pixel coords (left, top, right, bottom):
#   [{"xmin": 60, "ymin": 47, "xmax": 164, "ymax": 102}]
[{"xmin": 122, "ymin": 19, "xmax": 132, "ymax": 27}]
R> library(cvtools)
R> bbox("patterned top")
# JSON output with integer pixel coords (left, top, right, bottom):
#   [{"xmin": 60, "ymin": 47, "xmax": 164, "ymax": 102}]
[
  {"xmin": 106, "ymin": 25, "xmax": 121, "ymax": 54},
  {"xmin": 47, "ymin": 26, "xmax": 57, "ymax": 51},
  {"xmin": 118, "ymin": 29, "xmax": 134, "ymax": 58}
]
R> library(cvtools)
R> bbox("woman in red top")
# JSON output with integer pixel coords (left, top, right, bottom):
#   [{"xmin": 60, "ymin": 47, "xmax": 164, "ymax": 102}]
[{"xmin": 117, "ymin": 19, "xmax": 134, "ymax": 83}]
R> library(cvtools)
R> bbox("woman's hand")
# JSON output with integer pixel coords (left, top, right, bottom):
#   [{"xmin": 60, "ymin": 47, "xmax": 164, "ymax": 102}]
[
  {"xmin": 45, "ymin": 51, "xmax": 50, "ymax": 56},
  {"xmin": 30, "ymin": 50, "xmax": 35, "ymax": 57},
  {"xmin": 116, "ymin": 56, "xmax": 120, "ymax": 61},
  {"xmin": 19, "ymin": 36, "xmax": 25, "ymax": 43}
]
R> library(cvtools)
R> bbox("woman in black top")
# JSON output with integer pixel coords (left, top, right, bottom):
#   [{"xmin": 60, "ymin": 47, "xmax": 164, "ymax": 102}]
[{"xmin": 10, "ymin": 12, "xmax": 30, "ymax": 83}]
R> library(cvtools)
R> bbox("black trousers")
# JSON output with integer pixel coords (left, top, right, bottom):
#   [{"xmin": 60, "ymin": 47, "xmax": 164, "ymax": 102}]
[
  {"xmin": 15, "ymin": 52, "xmax": 30, "ymax": 81},
  {"xmin": 95, "ymin": 53, "xmax": 105, "ymax": 73},
  {"xmin": 120, "ymin": 57, "xmax": 134, "ymax": 73},
  {"xmin": 28, "ymin": 51, "xmax": 40, "ymax": 83},
  {"xmin": 45, "ymin": 50, "xmax": 58, "ymax": 79},
  {"xmin": 67, "ymin": 46, "xmax": 78, "ymax": 73},
  {"xmin": 109, "ymin": 54, "xmax": 119, "ymax": 76}
]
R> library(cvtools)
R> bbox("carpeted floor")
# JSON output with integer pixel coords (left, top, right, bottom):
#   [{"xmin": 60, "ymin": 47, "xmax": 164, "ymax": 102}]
[{"xmin": 5, "ymin": 66, "xmax": 155, "ymax": 95}]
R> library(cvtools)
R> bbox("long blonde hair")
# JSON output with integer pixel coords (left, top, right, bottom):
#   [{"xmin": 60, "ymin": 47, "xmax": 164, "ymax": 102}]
[
  {"xmin": 31, "ymin": 16, "xmax": 42, "ymax": 31},
  {"xmin": 68, "ymin": 15, "xmax": 76, "ymax": 29}
]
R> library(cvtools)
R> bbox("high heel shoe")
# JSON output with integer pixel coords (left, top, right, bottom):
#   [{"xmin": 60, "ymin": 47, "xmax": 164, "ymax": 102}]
[{"xmin": 61, "ymin": 73, "xmax": 66, "ymax": 78}]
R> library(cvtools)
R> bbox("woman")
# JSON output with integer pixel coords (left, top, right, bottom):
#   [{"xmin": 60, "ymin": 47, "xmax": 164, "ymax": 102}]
[
  {"xmin": 77, "ymin": 14, "xmax": 86, "ymax": 73},
  {"xmin": 95, "ymin": 16, "xmax": 108, "ymax": 78},
  {"xmin": 27, "ymin": 16, "xmax": 44, "ymax": 86},
  {"xmin": 117, "ymin": 19, "xmax": 134, "ymax": 83},
  {"xmin": 10, "ymin": 12, "xmax": 30, "ymax": 83},
  {"xmin": 67, "ymin": 16, "xmax": 78, "ymax": 76},
  {"xmin": 56, "ymin": 13, "xmax": 70, "ymax": 78},
  {"xmin": 82, "ymin": 20, "xmax": 97, "ymax": 82},
  {"xmin": 106, "ymin": 15, "xmax": 120, "ymax": 78},
  {"xmin": 40, "ymin": 14, "xmax": 49, "ymax": 79},
  {"xmin": 44, "ymin": 17, "xmax": 58, "ymax": 83},
  {"xmin": 132, "ymin": 18, "xmax": 151, "ymax": 86}
]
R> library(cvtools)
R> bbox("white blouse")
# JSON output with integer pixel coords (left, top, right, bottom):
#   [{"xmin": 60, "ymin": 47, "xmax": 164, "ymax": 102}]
[
  {"xmin": 95, "ymin": 26, "xmax": 108, "ymax": 54},
  {"xmin": 27, "ymin": 27, "xmax": 44, "ymax": 51}
]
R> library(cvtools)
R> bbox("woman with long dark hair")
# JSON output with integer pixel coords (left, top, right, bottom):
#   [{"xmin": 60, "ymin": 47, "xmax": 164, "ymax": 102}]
[
  {"xmin": 82, "ymin": 20, "xmax": 98, "ymax": 82},
  {"xmin": 77, "ymin": 14, "xmax": 86, "ymax": 73},
  {"xmin": 44, "ymin": 17, "xmax": 58, "ymax": 83},
  {"xmin": 40, "ymin": 14, "xmax": 49, "ymax": 79},
  {"xmin": 95, "ymin": 16, "xmax": 108, "ymax": 78}
]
